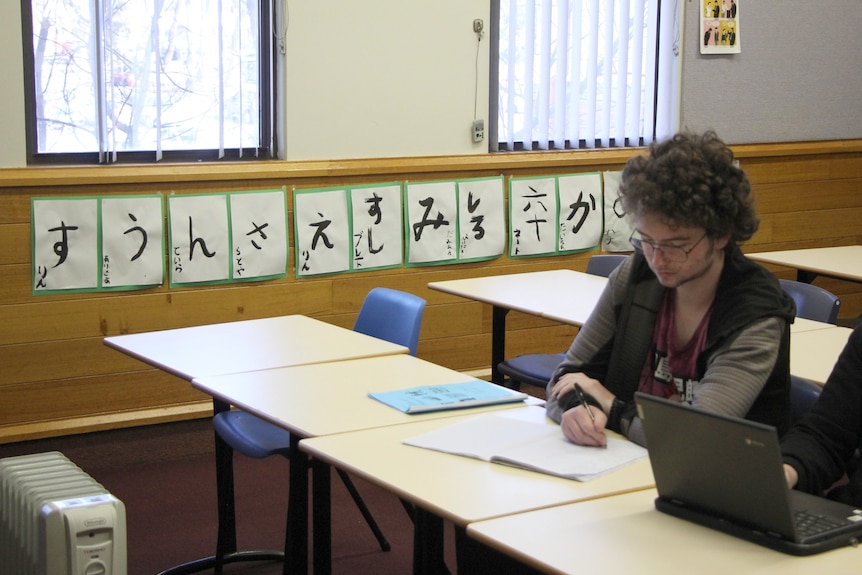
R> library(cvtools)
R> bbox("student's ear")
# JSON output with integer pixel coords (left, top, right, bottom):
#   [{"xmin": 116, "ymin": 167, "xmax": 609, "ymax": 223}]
[{"xmin": 714, "ymin": 234, "xmax": 731, "ymax": 251}]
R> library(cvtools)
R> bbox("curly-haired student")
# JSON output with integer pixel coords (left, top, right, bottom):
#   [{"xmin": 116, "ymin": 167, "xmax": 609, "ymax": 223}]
[{"xmin": 546, "ymin": 130, "xmax": 796, "ymax": 447}]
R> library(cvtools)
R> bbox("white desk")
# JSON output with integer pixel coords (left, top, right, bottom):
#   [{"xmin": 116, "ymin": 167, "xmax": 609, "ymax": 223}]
[
  {"xmin": 791, "ymin": 317, "xmax": 841, "ymax": 333},
  {"xmin": 790, "ymin": 326, "xmax": 853, "ymax": 385},
  {"xmin": 300, "ymin": 406, "xmax": 655, "ymax": 574},
  {"xmin": 428, "ymin": 270, "xmax": 607, "ymax": 383},
  {"xmin": 748, "ymin": 245, "xmax": 862, "ymax": 284},
  {"xmin": 191, "ymin": 354, "xmax": 528, "ymax": 438},
  {"xmin": 104, "ymin": 315, "xmax": 408, "ymax": 575},
  {"xmin": 467, "ymin": 488, "xmax": 862, "ymax": 575},
  {"xmin": 192, "ymin": 354, "xmax": 533, "ymax": 575},
  {"xmin": 104, "ymin": 314, "xmax": 408, "ymax": 380}
]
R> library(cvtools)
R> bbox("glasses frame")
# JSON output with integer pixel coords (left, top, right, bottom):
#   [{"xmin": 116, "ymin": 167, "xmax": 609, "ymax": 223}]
[{"xmin": 629, "ymin": 231, "xmax": 708, "ymax": 262}]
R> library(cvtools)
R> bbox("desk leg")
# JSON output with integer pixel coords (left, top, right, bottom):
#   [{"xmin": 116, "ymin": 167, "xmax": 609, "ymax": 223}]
[
  {"xmin": 491, "ymin": 306, "xmax": 509, "ymax": 384},
  {"xmin": 412, "ymin": 508, "xmax": 447, "ymax": 575},
  {"xmin": 286, "ymin": 433, "xmax": 309, "ymax": 574},
  {"xmin": 797, "ymin": 269, "xmax": 817, "ymax": 283},
  {"xmin": 454, "ymin": 525, "xmax": 541, "ymax": 575},
  {"xmin": 311, "ymin": 457, "xmax": 332, "ymax": 575}
]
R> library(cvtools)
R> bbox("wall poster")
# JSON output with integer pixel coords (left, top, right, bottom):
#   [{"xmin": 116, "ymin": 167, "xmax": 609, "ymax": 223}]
[{"xmin": 701, "ymin": 0, "xmax": 739, "ymax": 54}]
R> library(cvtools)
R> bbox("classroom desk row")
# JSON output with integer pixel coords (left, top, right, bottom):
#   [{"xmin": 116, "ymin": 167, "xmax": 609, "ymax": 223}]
[
  {"xmin": 192, "ymin": 344, "xmax": 858, "ymax": 575},
  {"xmin": 109, "ymin": 315, "xmax": 643, "ymax": 574},
  {"xmin": 105, "ymin": 288, "xmax": 860, "ymax": 573},
  {"xmin": 108, "ymin": 314, "xmax": 629, "ymax": 574},
  {"xmin": 201, "ymin": 360, "xmax": 862, "ymax": 575}
]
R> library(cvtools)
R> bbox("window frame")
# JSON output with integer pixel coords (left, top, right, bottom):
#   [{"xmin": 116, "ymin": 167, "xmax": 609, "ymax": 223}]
[{"xmin": 20, "ymin": 0, "xmax": 278, "ymax": 165}]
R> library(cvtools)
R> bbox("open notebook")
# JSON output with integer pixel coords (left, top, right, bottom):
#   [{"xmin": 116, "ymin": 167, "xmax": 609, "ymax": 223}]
[
  {"xmin": 402, "ymin": 406, "xmax": 647, "ymax": 481},
  {"xmin": 635, "ymin": 392, "xmax": 862, "ymax": 556}
]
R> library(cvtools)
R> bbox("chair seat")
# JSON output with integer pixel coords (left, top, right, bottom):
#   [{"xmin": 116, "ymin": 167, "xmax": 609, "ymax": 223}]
[
  {"xmin": 497, "ymin": 353, "xmax": 565, "ymax": 388},
  {"xmin": 213, "ymin": 410, "xmax": 292, "ymax": 459}
]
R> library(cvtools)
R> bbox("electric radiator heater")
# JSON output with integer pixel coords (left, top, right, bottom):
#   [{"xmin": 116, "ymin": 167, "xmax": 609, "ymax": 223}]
[{"xmin": 0, "ymin": 451, "xmax": 127, "ymax": 575}]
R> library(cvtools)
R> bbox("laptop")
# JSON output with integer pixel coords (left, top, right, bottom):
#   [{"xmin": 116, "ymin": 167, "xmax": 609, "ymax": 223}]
[{"xmin": 635, "ymin": 392, "xmax": 862, "ymax": 555}]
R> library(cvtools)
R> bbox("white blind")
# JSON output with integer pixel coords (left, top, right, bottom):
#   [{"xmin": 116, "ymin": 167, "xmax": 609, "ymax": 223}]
[{"xmin": 498, "ymin": 0, "xmax": 680, "ymax": 150}]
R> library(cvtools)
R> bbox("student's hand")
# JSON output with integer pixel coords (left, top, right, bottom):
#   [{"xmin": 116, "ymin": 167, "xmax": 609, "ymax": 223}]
[
  {"xmin": 560, "ymin": 404, "xmax": 608, "ymax": 448},
  {"xmin": 783, "ymin": 464, "xmax": 798, "ymax": 489},
  {"xmin": 551, "ymin": 372, "xmax": 614, "ymax": 413}
]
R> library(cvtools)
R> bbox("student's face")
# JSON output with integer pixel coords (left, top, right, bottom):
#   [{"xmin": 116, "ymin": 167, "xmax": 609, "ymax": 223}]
[{"xmin": 633, "ymin": 211, "xmax": 729, "ymax": 289}]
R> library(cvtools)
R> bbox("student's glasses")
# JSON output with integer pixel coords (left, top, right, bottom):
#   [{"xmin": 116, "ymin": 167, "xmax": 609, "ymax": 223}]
[{"xmin": 629, "ymin": 231, "xmax": 708, "ymax": 263}]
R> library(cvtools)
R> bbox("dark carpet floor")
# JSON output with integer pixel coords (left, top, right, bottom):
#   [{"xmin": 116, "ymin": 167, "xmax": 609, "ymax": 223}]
[{"xmin": 0, "ymin": 418, "xmax": 457, "ymax": 574}]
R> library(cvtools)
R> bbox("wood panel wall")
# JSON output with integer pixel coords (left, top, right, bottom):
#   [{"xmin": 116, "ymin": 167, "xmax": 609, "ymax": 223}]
[{"xmin": 2, "ymin": 141, "xmax": 861, "ymax": 443}]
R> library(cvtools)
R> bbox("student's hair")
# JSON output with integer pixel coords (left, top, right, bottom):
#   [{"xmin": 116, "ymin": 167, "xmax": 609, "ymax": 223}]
[{"xmin": 618, "ymin": 130, "xmax": 759, "ymax": 243}]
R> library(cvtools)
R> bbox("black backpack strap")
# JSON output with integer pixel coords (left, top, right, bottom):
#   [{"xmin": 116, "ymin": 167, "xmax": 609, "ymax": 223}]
[{"xmin": 603, "ymin": 276, "xmax": 664, "ymax": 429}]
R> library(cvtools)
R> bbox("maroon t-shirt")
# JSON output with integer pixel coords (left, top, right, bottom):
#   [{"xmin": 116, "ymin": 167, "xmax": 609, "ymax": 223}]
[{"xmin": 638, "ymin": 290, "xmax": 713, "ymax": 402}]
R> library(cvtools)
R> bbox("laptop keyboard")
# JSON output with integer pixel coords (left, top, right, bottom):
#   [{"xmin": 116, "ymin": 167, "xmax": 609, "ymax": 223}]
[{"xmin": 794, "ymin": 510, "xmax": 846, "ymax": 538}]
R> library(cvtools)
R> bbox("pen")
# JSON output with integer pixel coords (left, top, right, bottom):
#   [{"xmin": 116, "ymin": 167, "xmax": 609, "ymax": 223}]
[{"xmin": 574, "ymin": 383, "xmax": 596, "ymax": 422}]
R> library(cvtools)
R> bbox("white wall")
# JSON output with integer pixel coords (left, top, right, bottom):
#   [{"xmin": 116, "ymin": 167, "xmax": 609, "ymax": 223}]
[
  {"xmin": 284, "ymin": 1, "xmax": 490, "ymax": 160},
  {"xmin": 0, "ymin": 2, "xmax": 26, "ymax": 168},
  {"xmin": 680, "ymin": 0, "xmax": 862, "ymax": 144}
]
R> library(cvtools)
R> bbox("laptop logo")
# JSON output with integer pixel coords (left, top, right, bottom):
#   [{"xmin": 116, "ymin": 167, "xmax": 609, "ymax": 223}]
[{"xmin": 744, "ymin": 437, "xmax": 766, "ymax": 448}]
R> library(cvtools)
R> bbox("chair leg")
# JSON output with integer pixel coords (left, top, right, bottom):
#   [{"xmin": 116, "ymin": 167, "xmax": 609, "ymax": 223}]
[
  {"xmin": 336, "ymin": 468, "xmax": 391, "ymax": 551},
  {"xmin": 156, "ymin": 427, "xmax": 284, "ymax": 575},
  {"xmin": 214, "ymin": 432, "xmax": 237, "ymax": 575},
  {"xmin": 504, "ymin": 378, "xmax": 522, "ymax": 391}
]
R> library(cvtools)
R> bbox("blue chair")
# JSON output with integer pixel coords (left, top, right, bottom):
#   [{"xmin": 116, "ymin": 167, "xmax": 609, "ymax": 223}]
[
  {"xmin": 497, "ymin": 254, "xmax": 627, "ymax": 390},
  {"xmin": 779, "ymin": 279, "xmax": 841, "ymax": 324},
  {"xmin": 585, "ymin": 254, "xmax": 628, "ymax": 277},
  {"xmin": 790, "ymin": 374, "xmax": 821, "ymax": 425},
  {"xmin": 212, "ymin": 288, "xmax": 426, "ymax": 571}
]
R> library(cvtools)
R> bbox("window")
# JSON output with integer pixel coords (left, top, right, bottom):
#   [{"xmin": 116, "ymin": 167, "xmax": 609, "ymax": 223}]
[
  {"xmin": 21, "ymin": 0, "xmax": 275, "ymax": 164},
  {"xmin": 493, "ymin": 0, "xmax": 680, "ymax": 151}
]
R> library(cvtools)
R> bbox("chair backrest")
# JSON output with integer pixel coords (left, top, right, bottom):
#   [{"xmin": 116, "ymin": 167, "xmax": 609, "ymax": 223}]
[
  {"xmin": 789, "ymin": 374, "xmax": 822, "ymax": 425},
  {"xmin": 779, "ymin": 279, "xmax": 841, "ymax": 324},
  {"xmin": 353, "ymin": 287, "xmax": 426, "ymax": 356},
  {"xmin": 585, "ymin": 254, "xmax": 627, "ymax": 278}
]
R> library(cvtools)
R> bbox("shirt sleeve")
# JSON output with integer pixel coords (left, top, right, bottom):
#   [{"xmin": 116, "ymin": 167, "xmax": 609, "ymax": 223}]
[{"xmin": 693, "ymin": 316, "xmax": 784, "ymax": 416}]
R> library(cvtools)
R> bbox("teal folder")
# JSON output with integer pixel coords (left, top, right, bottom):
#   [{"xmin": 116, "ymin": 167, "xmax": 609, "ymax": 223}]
[{"xmin": 368, "ymin": 380, "xmax": 528, "ymax": 413}]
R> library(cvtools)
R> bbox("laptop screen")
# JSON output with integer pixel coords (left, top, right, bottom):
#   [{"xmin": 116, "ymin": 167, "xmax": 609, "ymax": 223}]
[{"xmin": 634, "ymin": 392, "xmax": 798, "ymax": 539}]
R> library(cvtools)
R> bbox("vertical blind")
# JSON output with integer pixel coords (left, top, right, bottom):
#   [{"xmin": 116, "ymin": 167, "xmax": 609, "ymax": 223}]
[{"xmin": 497, "ymin": 0, "xmax": 680, "ymax": 150}]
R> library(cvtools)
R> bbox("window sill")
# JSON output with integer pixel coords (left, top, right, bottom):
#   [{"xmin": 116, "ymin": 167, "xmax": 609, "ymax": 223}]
[{"xmin": 2, "ymin": 140, "xmax": 860, "ymax": 189}]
